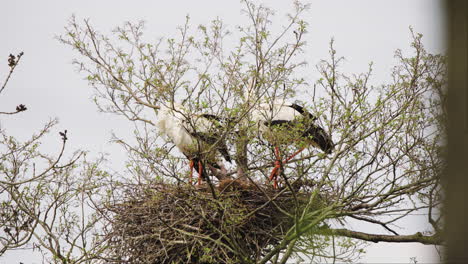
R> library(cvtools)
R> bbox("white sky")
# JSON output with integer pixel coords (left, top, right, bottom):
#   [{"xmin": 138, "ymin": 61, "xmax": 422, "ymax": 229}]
[{"xmin": 1, "ymin": 0, "xmax": 445, "ymax": 263}]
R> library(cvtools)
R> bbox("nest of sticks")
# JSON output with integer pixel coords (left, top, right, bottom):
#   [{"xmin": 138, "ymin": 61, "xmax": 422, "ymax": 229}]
[{"xmin": 103, "ymin": 179, "xmax": 322, "ymax": 263}]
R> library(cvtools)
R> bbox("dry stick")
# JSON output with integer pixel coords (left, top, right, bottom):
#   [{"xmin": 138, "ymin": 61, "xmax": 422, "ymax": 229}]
[
  {"xmin": 177, "ymin": 196, "xmax": 251, "ymax": 262},
  {"xmin": 242, "ymin": 177, "xmax": 293, "ymax": 220},
  {"xmin": 0, "ymin": 52, "xmax": 24, "ymax": 95},
  {"xmin": 0, "ymin": 109, "xmax": 25, "ymax": 115},
  {"xmin": 349, "ymin": 215, "xmax": 398, "ymax": 235},
  {"xmin": 324, "ymin": 228, "xmax": 442, "ymax": 245},
  {"xmin": 200, "ymin": 165, "xmax": 218, "ymax": 200}
]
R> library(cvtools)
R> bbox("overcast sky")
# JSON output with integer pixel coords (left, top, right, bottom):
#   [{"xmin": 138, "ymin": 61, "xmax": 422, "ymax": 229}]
[{"xmin": 1, "ymin": 0, "xmax": 445, "ymax": 263}]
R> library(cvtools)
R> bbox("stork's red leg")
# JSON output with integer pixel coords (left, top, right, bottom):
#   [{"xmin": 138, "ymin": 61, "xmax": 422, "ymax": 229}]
[
  {"xmin": 269, "ymin": 147, "xmax": 306, "ymax": 189},
  {"xmin": 189, "ymin": 160, "xmax": 194, "ymax": 185},
  {"xmin": 269, "ymin": 160, "xmax": 281, "ymax": 181},
  {"xmin": 274, "ymin": 146, "xmax": 280, "ymax": 160},
  {"xmin": 274, "ymin": 165, "xmax": 281, "ymax": 189},
  {"xmin": 197, "ymin": 160, "xmax": 203, "ymax": 185},
  {"xmin": 269, "ymin": 146, "xmax": 282, "ymax": 189},
  {"xmin": 283, "ymin": 147, "xmax": 306, "ymax": 164}
]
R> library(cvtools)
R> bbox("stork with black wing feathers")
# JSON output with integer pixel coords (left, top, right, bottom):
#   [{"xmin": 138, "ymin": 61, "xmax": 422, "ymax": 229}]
[
  {"xmin": 156, "ymin": 103, "xmax": 231, "ymax": 185},
  {"xmin": 251, "ymin": 101, "xmax": 334, "ymax": 188}
]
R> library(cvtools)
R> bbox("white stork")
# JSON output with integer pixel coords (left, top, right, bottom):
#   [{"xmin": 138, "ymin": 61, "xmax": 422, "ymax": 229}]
[
  {"xmin": 156, "ymin": 103, "xmax": 231, "ymax": 185},
  {"xmin": 250, "ymin": 101, "xmax": 334, "ymax": 188}
]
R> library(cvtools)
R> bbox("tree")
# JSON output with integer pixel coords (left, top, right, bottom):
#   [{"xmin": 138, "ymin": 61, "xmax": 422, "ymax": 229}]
[
  {"xmin": 0, "ymin": 53, "xmax": 110, "ymax": 263},
  {"xmin": 1, "ymin": 1, "xmax": 444, "ymax": 263}
]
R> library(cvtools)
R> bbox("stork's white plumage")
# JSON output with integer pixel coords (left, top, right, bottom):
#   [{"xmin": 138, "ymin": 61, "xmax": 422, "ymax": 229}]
[
  {"xmin": 156, "ymin": 103, "xmax": 231, "ymax": 184},
  {"xmin": 250, "ymin": 101, "xmax": 334, "ymax": 188}
]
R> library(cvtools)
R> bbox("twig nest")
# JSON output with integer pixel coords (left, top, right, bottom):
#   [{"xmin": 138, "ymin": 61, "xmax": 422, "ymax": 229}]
[{"xmin": 102, "ymin": 181, "xmax": 320, "ymax": 263}]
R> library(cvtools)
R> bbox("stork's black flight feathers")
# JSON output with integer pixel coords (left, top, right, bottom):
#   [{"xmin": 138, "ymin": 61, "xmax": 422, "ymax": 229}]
[
  {"xmin": 259, "ymin": 103, "xmax": 334, "ymax": 154},
  {"xmin": 186, "ymin": 130, "xmax": 232, "ymax": 162}
]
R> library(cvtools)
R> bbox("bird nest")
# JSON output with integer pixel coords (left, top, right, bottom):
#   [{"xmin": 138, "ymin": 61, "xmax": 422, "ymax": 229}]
[{"xmin": 102, "ymin": 179, "xmax": 323, "ymax": 264}]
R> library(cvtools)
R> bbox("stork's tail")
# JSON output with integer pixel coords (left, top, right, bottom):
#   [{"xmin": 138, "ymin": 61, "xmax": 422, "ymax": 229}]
[{"xmin": 303, "ymin": 124, "xmax": 334, "ymax": 154}]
